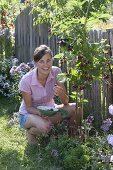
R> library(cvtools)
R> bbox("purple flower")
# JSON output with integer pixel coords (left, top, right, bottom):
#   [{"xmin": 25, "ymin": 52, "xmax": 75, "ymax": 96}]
[
  {"xmin": 51, "ymin": 149, "xmax": 59, "ymax": 157},
  {"xmin": 100, "ymin": 118, "xmax": 112, "ymax": 132},
  {"xmin": 19, "ymin": 63, "xmax": 29, "ymax": 71},
  {"xmin": 27, "ymin": 62, "xmax": 34, "ymax": 69},
  {"xmin": 100, "ymin": 125, "xmax": 110, "ymax": 131},
  {"xmin": 86, "ymin": 115, "xmax": 94, "ymax": 124},
  {"xmin": 103, "ymin": 118, "xmax": 112, "ymax": 127},
  {"xmin": 10, "ymin": 62, "xmax": 31, "ymax": 76},
  {"xmin": 14, "ymin": 66, "xmax": 20, "ymax": 72}
]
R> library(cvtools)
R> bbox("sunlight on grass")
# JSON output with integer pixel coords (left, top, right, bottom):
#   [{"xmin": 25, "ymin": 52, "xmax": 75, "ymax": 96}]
[
  {"xmin": 0, "ymin": 97, "xmax": 50, "ymax": 170},
  {"xmin": 0, "ymin": 99, "xmax": 29, "ymax": 170}
]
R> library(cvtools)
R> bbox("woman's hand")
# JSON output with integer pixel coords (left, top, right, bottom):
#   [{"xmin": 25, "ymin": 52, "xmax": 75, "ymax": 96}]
[
  {"xmin": 53, "ymin": 83, "xmax": 69, "ymax": 105},
  {"xmin": 53, "ymin": 85, "xmax": 63, "ymax": 96}
]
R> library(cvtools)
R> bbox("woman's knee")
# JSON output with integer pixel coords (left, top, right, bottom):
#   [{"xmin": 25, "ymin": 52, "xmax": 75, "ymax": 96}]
[{"xmin": 25, "ymin": 114, "xmax": 51, "ymax": 133}]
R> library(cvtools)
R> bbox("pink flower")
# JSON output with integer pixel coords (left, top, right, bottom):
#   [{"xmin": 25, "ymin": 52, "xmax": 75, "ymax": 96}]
[
  {"xmin": 107, "ymin": 134, "xmax": 113, "ymax": 146},
  {"xmin": 108, "ymin": 105, "xmax": 113, "ymax": 115}
]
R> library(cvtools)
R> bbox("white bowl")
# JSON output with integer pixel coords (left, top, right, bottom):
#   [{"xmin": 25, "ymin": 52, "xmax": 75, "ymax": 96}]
[{"xmin": 37, "ymin": 106, "xmax": 58, "ymax": 112}]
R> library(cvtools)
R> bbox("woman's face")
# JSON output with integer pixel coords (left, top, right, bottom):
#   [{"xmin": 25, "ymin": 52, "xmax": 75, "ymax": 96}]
[{"xmin": 35, "ymin": 53, "xmax": 53, "ymax": 76}]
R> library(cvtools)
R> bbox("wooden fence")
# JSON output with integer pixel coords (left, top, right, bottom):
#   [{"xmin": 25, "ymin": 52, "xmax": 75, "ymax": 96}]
[
  {"xmin": 15, "ymin": 7, "xmax": 113, "ymax": 125},
  {"xmin": 15, "ymin": 7, "xmax": 58, "ymax": 63}
]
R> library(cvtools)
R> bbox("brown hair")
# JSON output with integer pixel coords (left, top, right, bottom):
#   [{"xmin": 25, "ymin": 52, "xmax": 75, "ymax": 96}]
[{"xmin": 33, "ymin": 45, "xmax": 53, "ymax": 62}]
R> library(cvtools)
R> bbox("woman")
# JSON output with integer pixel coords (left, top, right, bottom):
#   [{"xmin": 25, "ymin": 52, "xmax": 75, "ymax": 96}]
[{"xmin": 19, "ymin": 45, "xmax": 82, "ymax": 144}]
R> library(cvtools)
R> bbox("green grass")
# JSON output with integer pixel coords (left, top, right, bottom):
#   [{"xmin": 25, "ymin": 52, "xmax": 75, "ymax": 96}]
[
  {"xmin": 0, "ymin": 97, "xmax": 67, "ymax": 170},
  {"xmin": 0, "ymin": 97, "xmax": 47, "ymax": 170},
  {"xmin": 0, "ymin": 97, "xmax": 25, "ymax": 170}
]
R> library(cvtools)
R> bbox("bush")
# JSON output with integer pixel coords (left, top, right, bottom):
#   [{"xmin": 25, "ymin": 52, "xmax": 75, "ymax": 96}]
[
  {"xmin": 63, "ymin": 144, "xmax": 91, "ymax": 170},
  {"xmin": 9, "ymin": 61, "xmax": 34, "ymax": 104},
  {"xmin": 0, "ymin": 57, "xmax": 34, "ymax": 106},
  {"xmin": 33, "ymin": 134, "xmax": 113, "ymax": 170},
  {"xmin": 0, "ymin": 58, "xmax": 14, "ymax": 97}
]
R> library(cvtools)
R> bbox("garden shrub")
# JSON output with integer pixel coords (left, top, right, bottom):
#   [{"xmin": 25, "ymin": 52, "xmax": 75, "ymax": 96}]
[
  {"xmin": 0, "ymin": 57, "xmax": 34, "ymax": 108},
  {"xmin": 32, "ymin": 134, "xmax": 113, "ymax": 170},
  {"xmin": 63, "ymin": 144, "xmax": 91, "ymax": 170},
  {"xmin": 32, "ymin": 115, "xmax": 113, "ymax": 170},
  {"xmin": 9, "ymin": 61, "xmax": 33, "ymax": 106},
  {"xmin": 0, "ymin": 58, "xmax": 14, "ymax": 97}
]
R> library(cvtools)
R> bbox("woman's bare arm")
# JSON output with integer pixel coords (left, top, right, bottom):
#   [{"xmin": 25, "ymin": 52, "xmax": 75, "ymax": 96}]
[{"xmin": 21, "ymin": 91, "xmax": 42, "ymax": 116}]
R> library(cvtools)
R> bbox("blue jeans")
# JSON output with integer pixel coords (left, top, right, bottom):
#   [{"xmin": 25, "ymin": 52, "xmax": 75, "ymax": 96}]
[{"xmin": 19, "ymin": 114, "xmax": 29, "ymax": 129}]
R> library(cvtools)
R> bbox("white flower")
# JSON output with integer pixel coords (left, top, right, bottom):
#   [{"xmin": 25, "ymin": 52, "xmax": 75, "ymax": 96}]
[
  {"xmin": 110, "ymin": 155, "xmax": 113, "ymax": 163},
  {"xmin": 107, "ymin": 134, "xmax": 113, "ymax": 146},
  {"xmin": 108, "ymin": 105, "xmax": 113, "ymax": 115},
  {"xmin": 10, "ymin": 66, "xmax": 17, "ymax": 75}
]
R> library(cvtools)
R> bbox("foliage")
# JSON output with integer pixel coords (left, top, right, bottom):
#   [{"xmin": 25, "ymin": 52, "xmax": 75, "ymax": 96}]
[
  {"xmin": 0, "ymin": 0, "xmax": 28, "ymax": 59},
  {"xmin": 0, "ymin": 58, "xmax": 14, "ymax": 97},
  {"xmin": 0, "ymin": 0, "xmax": 17, "ymax": 58},
  {"xmin": 0, "ymin": 57, "xmax": 33, "ymax": 106},
  {"xmin": 0, "ymin": 27, "xmax": 14, "ymax": 59},
  {"xmin": 31, "ymin": 0, "xmax": 113, "ymax": 105},
  {"xmin": 9, "ymin": 61, "xmax": 33, "ymax": 104},
  {"xmin": 0, "ymin": 0, "xmax": 26, "ymax": 29}
]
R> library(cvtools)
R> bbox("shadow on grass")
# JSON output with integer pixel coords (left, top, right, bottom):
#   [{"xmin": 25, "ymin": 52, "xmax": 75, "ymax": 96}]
[
  {"xmin": 0, "ymin": 96, "xmax": 20, "ymax": 117},
  {"xmin": 0, "ymin": 147, "xmax": 27, "ymax": 170},
  {"xmin": 24, "ymin": 140, "xmax": 52, "ymax": 170}
]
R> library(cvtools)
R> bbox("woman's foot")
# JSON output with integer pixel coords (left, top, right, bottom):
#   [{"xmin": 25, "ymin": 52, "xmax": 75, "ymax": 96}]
[{"xmin": 26, "ymin": 131, "xmax": 38, "ymax": 145}]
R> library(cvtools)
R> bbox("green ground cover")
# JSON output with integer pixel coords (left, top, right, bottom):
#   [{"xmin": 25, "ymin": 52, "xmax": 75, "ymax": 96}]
[{"xmin": 0, "ymin": 97, "xmax": 113, "ymax": 170}]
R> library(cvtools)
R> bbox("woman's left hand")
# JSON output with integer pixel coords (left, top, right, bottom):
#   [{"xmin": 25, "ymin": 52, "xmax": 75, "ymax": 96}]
[{"xmin": 53, "ymin": 85, "xmax": 63, "ymax": 96}]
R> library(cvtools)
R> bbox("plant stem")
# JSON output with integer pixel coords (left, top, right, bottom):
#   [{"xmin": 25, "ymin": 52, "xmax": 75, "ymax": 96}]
[{"xmin": 84, "ymin": 0, "xmax": 92, "ymax": 27}]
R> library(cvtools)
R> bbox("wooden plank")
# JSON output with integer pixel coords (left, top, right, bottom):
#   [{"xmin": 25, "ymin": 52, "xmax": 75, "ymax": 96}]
[
  {"xmin": 26, "ymin": 7, "xmax": 31, "ymax": 61},
  {"xmin": 29, "ymin": 8, "xmax": 33, "ymax": 62}
]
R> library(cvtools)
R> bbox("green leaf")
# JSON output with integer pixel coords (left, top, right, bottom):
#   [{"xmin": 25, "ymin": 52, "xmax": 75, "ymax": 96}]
[
  {"xmin": 57, "ymin": 73, "xmax": 67, "ymax": 83},
  {"xmin": 54, "ymin": 53, "xmax": 64, "ymax": 59}
]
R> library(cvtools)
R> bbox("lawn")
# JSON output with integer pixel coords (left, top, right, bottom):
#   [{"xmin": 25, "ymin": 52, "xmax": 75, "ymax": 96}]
[
  {"xmin": 0, "ymin": 97, "xmax": 57, "ymax": 170},
  {"xmin": 0, "ymin": 97, "xmax": 27, "ymax": 170},
  {"xmin": 0, "ymin": 97, "xmax": 68, "ymax": 170}
]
